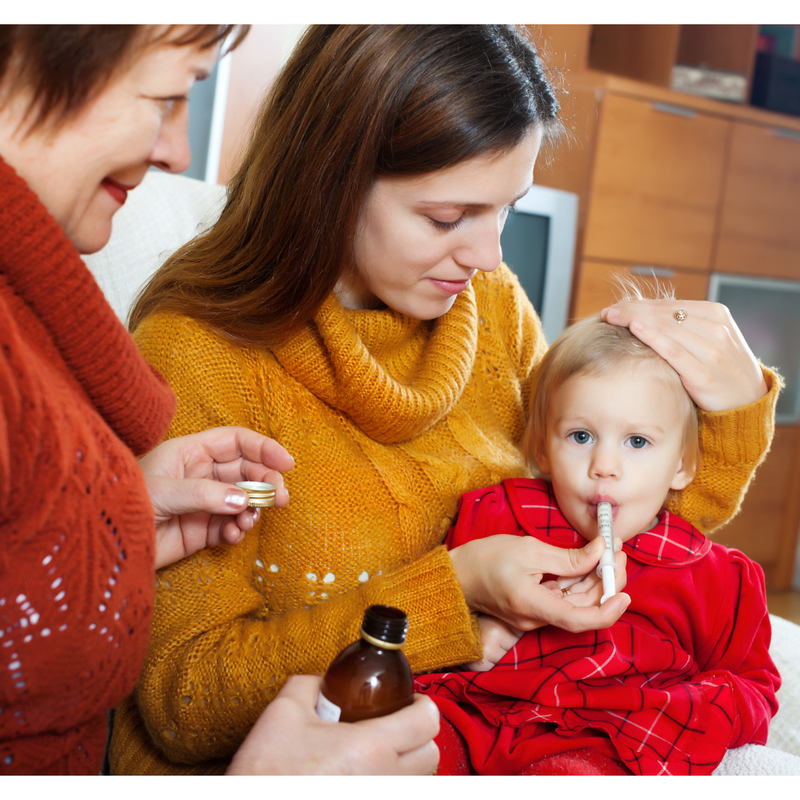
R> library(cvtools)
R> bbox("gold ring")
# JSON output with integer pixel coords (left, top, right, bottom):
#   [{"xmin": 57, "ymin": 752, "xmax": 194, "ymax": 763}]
[
  {"xmin": 673, "ymin": 309, "xmax": 688, "ymax": 324},
  {"xmin": 561, "ymin": 587, "xmax": 571, "ymax": 597}
]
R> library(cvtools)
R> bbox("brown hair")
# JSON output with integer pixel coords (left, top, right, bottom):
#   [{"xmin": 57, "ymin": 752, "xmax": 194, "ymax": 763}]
[
  {"xmin": 521, "ymin": 313, "xmax": 701, "ymax": 491},
  {"xmin": 128, "ymin": 24, "xmax": 564, "ymax": 345},
  {"xmin": 0, "ymin": 25, "xmax": 248, "ymax": 132}
]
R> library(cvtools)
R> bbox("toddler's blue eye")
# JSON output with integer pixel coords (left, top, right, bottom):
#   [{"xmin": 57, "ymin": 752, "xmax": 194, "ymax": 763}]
[
  {"xmin": 627, "ymin": 436, "xmax": 648, "ymax": 449},
  {"xmin": 569, "ymin": 431, "xmax": 592, "ymax": 445}
]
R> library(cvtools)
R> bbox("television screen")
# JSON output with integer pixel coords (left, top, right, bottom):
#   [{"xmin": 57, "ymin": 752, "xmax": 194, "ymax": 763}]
[
  {"xmin": 500, "ymin": 211, "xmax": 550, "ymax": 315},
  {"xmin": 709, "ymin": 274, "xmax": 800, "ymax": 423},
  {"xmin": 495, "ymin": 184, "xmax": 578, "ymax": 345}
]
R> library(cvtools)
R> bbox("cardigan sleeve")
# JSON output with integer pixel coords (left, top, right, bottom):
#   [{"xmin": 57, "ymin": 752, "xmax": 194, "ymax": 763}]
[
  {"xmin": 666, "ymin": 365, "xmax": 781, "ymax": 534},
  {"xmin": 122, "ymin": 313, "xmax": 482, "ymax": 768}
]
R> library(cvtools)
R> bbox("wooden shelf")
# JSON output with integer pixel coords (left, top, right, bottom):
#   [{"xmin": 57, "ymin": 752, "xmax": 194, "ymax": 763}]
[
  {"xmin": 588, "ymin": 25, "xmax": 760, "ymax": 94},
  {"xmin": 570, "ymin": 71, "xmax": 800, "ymax": 133}
]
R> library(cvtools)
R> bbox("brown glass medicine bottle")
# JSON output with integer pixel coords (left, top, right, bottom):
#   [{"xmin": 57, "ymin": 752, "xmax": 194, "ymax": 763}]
[{"xmin": 316, "ymin": 605, "xmax": 413, "ymax": 722}]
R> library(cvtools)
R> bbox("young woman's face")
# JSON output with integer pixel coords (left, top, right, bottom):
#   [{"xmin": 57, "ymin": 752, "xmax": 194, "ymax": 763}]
[
  {"xmin": 344, "ymin": 130, "xmax": 541, "ymax": 320},
  {"xmin": 536, "ymin": 364, "xmax": 695, "ymax": 544},
  {"xmin": 0, "ymin": 32, "xmax": 219, "ymax": 254}
]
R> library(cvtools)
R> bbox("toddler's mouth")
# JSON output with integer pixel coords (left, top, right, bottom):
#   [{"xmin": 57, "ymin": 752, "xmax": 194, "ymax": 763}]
[{"xmin": 589, "ymin": 495, "xmax": 618, "ymax": 519}]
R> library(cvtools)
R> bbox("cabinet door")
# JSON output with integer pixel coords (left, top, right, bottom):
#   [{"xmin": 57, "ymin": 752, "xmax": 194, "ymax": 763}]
[
  {"xmin": 583, "ymin": 93, "xmax": 730, "ymax": 271},
  {"xmin": 571, "ymin": 259, "xmax": 709, "ymax": 320},
  {"xmin": 715, "ymin": 122, "xmax": 800, "ymax": 281}
]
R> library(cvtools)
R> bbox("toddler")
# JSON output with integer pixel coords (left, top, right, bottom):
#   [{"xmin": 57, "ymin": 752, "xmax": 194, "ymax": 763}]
[{"xmin": 416, "ymin": 313, "xmax": 780, "ymax": 776}]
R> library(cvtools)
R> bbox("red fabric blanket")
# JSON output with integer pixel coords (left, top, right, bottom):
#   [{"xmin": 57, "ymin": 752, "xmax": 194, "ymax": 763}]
[{"xmin": 415, "ymin": 478, "xmax": 780, "ymax": 775}]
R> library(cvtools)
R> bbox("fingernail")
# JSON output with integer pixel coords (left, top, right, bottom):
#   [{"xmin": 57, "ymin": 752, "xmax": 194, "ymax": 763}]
[
  {"xmin": 606, "ymin": 308, "xmax": 620, "ymax": 321},
  {"xmin": 250, "ymin": 507, "xmax": 261, "ymax": 524},
  {"xmin": 226, "ymin": 491, "xmax": 248, "ymax": 509},
  {"xmin": 615, "ymin": 538, "xmax": 623, "ymax": 552},
  {"xmin": 586, "ymin": 537, "xmax": 603, "ymax": 555}
]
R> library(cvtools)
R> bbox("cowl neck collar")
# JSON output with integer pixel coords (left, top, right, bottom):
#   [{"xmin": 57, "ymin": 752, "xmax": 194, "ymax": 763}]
[{"xmin": 272, "ymin": 287, "xmax": 479, "ymax": 444}]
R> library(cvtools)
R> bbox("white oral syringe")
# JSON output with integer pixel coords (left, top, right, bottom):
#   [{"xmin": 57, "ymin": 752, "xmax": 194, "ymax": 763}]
[{"xmin": 596, "ymin": 502, "xmax": 616, "ymax": 604}]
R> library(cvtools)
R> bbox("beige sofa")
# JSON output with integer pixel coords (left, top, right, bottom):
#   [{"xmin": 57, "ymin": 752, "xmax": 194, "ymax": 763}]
[{"xmin": 83, "ymin": 169, "xmax": 800, "ymax": 775}]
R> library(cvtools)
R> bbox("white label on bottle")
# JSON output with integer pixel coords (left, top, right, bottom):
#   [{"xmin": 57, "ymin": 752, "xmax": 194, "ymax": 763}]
[{"xmin": 315, "ymin": 690, "xmax": 342, "ymax": 722}]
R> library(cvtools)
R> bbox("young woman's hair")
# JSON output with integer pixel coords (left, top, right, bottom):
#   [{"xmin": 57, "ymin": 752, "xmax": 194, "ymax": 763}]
[
  {"xmin": 521, "ymin": 312, "xmax": 701, "ymax": 487},
  {"xmin": 128, "ymin": 25, "xmax": 564, "ymax": 345},
  {"xmin": 0, "ymin": 25, "xmax": 248, "ymax": 133}
]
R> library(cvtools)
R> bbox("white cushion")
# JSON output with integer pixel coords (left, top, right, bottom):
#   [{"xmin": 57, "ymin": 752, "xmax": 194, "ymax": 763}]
[
  {"xmin": 82, "ymin": 170, "xmax": 226, "ymax": 324},
  {"xmin": 767, "ymin": 614, "xmax": 800, "ymax": 757}
]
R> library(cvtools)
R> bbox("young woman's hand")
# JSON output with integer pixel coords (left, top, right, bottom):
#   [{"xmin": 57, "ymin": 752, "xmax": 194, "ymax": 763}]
[
  {"xmin": 140, "ymin": 426, "xmax": 295, "ymax": 569},
  {"xmin": 465, "ymin": 614, "xmax": 524, "ymax": 671},
  {"xmin": 226, "ymin": 675, "xmax": 440, "ymax": 775},
  {"xmin": 448, "ymin": 535, "xmax": 629, "ymax": 633},
  {"xmin": 601, "ymin": 299, "xmax": 767, "ymax": 412},
  {"xmin": 548, "ymin": 549, "xmax": 628, "ymax": 608}
]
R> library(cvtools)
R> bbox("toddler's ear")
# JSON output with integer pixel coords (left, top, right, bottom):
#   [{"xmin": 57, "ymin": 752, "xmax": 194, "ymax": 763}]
[
  {"xmin": 669, "ymin": 453, "xmax": 696, "ymax": 492},
  {"xmin": 533, "ymin": 447, "xmax": 551, "ymax": 476}
]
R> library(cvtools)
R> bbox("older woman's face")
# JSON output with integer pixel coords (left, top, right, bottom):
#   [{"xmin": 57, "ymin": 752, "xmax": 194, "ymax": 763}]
[{"xmin": 0, "ymin": 38, "xmax": 218, "ymax": 254}]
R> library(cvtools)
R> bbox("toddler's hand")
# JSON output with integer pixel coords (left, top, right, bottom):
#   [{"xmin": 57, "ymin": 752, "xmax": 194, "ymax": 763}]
[{"xmin": 465, "ymin": 614, "xmax": 523, "ymax": 671}]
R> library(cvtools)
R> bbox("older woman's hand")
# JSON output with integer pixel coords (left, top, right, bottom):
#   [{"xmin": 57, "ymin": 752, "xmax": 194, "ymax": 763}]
[
  {"xmin": 448, "ymin": 535, "xmax": 630, "ymax": 633},
  {"xmin": 601, "ymin": 299, "xmax": 767, "ymax": 412},
  {"xmin": 140, "ymin": 426, "xmax": 295, "ymax": 569},
  {"xmin": 226, "ymin": 675, "xmax": 440, "ymax": 775}
]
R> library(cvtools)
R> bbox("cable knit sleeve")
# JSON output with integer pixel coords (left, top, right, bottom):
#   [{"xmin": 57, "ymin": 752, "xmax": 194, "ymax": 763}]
[{"xmin": 666, "ymin": 366, "xmax": 781, "ymax": 533}]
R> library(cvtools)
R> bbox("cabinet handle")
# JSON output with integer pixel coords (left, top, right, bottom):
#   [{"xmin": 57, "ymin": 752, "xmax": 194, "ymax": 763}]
[
  {"xmin": 772, "ymin": 127, "xmax": 800, "ymax": 143},
  {"xmin": 652, "ymin": 102, "xmax": 696, "ymax": 119},
  {"xmin": 631, "ymin": 265, "xmax": 675, "ymax": 279}
]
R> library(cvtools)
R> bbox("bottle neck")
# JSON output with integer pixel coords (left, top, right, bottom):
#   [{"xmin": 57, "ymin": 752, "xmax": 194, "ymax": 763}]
[
  {"xmin": 360, "ymin": 628, "xmax": 403, "ymax": 649},
  {"xmin": 360, "ymin": 604, "xmax": 408, "ymax": 647}
]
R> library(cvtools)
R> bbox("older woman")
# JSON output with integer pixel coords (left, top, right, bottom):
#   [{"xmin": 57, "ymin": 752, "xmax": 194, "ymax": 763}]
[
  {"xmin": 111, "ymin": 25, "xmax": 778, "ymax": 775},
  {"xmin": 0, "ymin": 24, "xmax": 439, "ymax": 776}
]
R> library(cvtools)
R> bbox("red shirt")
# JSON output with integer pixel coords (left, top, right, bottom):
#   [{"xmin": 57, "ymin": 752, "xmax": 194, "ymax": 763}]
[{"xmin": 415, "ymin": 478, "xmax": 780, "ymax": 775}]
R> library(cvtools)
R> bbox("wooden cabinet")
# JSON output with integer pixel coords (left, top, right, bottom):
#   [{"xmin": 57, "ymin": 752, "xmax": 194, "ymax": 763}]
[
  {"xmin": 584, "ymin": 94, "xmax": 729, "ymax": 270},
  {"xmin": 715, "ymin": 122, "xmax": 800, "ymax": 279},
  {"xmin": 573, "ymin": 260, "xmax": 709, "ymax": 319},
  {"xmin": 714, "ymin": 427, "xmax": 800, "ymax": 588}
]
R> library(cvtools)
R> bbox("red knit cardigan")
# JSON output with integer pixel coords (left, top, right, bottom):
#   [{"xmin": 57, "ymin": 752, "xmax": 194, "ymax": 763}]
[{"xmin": 0, "ymin": 156, "xmax": 176, "ymax": 773}]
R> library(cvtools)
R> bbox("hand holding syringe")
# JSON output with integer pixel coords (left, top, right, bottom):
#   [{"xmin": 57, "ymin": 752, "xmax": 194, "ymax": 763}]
[{"xmin": 596, "ymin": 502, "xmax": 617, "ymax": 604}]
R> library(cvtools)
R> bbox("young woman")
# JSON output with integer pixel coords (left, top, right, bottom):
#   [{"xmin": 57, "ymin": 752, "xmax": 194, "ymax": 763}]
[
  {"xmin": 0, "ymin": 24, "xmax": 438, "ymax": 776},
  {"xmin": 114, "ymin": 25, "xmax": 778, "ymax": 774}
]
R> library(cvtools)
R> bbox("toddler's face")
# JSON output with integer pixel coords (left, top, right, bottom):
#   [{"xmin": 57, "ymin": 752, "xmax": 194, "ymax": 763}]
[{"xmin": 536, "ymin": 364, "xmax": 694, "ymax": 544}]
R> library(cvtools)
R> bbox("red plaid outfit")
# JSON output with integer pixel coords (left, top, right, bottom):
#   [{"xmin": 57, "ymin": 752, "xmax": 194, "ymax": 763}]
[{"xmin": 415, "ymin": 478, "xmax": 780, "ymax": 775}]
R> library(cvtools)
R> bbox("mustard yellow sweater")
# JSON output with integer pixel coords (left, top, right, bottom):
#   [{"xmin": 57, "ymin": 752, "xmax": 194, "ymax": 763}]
[{"xmin": 109, "ymin": 265, "xmax": 779, "ymax": 774}]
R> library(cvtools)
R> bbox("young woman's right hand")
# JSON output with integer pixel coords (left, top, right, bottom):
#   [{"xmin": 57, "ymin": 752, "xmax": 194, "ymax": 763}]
[
  {"xmin": 448, "ymin": 534, "xmax": 630, "ymax": 633},
  {"xmin": 226, "ymin": 675, "xmax": 440, "ymax": 775}
]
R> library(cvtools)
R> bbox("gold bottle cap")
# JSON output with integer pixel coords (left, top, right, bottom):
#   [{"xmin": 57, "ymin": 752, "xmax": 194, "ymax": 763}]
[{"xmin": 236, "ymin": 481, "xmax": 277, "ymax": 508}]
